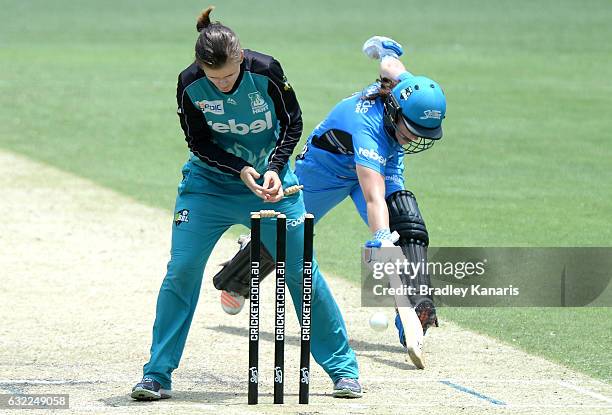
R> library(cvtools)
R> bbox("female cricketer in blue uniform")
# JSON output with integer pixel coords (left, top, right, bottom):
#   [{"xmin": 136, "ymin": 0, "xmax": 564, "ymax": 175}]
[
  {"xmin": 296, "ymin": 37, "xmax": 446, "ymax": 365},
  {"xmin": 215, "ymin": 36, "xmax": 447, "ymax": 368},
  {"xmin": 131, "ymin": 7, "xmax": 361, "ymax": 400}
]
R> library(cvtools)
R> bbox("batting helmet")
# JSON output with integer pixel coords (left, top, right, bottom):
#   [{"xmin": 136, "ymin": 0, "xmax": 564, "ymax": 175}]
[{"xmin": 383, "ymin": 74, "xmax": 447, "ymax": 154}]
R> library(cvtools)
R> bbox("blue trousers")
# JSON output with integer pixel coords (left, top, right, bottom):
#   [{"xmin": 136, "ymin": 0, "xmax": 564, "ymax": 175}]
[
  {"xmin": 294, "ymin": 151, "xmax": 404, "ymax": 225},
  {"xmin": 143, "ymin": 161, "xmax": 359, "ymax": 389}
]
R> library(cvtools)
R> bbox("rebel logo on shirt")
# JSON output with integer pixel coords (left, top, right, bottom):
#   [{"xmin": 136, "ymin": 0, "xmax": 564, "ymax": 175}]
[
  {"xmin": 207, "ymin": 111, "xmax": 273, "ymax": 135},
  {"xmin": 355, "ymin": 100, "xmax": 374, "ymax": 114},
  {"xmin": 357, "ymin": 147, "xmax": 387, "ymax": 166},
  {"xmin": 196, "ymin": 100, "xmax": 224, "ymax": 115}
]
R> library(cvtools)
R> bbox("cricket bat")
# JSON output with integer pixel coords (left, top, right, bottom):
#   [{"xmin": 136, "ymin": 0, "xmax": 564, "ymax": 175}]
[
  {"xmin": 388, "ymin": 272, "xmax": 425, "ymax": 369},
  {"xmin": 364, "ymin": 241, "xmax": 425, "ymax": 369}
]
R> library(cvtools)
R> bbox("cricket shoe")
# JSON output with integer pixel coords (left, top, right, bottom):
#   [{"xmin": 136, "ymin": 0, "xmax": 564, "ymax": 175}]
[
  {"xmin": 131, "ymin": 377, "xmax": 172, "ymax": 401},
  {"xmin": 220, "ymin": 290, "xmax": 245, "ymax": 315},
  {"xmin": 362, "ymin": 36, "xmax": 403, "ymax": 60},
  {"xmin": 332, "ymin": 378, "xmax": 362, "ymax": 398},
  {"xmin": 415, "ymin": 299, "xmax": 439, "ymax": 334}
]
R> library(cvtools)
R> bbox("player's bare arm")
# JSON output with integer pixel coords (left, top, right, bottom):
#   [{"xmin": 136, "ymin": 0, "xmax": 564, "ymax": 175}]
[
  {"xmin": 356, "ymin": 164, "xmax": 390, "ymax": 233},
  {"xmin": 380, "ymin": 57, "xmax": 408, "ymax": 81}
]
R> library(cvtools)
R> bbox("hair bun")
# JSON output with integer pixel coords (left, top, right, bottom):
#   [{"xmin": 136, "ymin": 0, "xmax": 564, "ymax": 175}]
[{"xmin": 196, "ymin": 6, "xmax": 215, "ymax": 32}]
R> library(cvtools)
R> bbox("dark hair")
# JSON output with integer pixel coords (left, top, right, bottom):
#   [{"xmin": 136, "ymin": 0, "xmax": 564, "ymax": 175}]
[
  {"xmin": 195, "ymin": 6, "xmax": 241, "ymax": 69},
  {"xmin": 363, "ymin": 77, "xmax": 399, "ymax": 101}
]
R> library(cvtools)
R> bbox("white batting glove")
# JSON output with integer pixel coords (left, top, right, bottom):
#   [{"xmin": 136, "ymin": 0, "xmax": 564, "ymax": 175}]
[
  {"xmin": 363, "ymin": 231, "xmax": 400, "ymax": 264},
  {"xmin": 362, "ymin": 36, "xmax": 403, "ymax": 60}
]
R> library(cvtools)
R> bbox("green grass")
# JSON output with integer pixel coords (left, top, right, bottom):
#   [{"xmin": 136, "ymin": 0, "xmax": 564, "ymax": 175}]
[
  {"xmin": 444, "ymin": 307, "xmax": 612, "ymax": 381},
  {"xmin": 1, "ymin": 0, "xmax": 611, "ymax": 382}
]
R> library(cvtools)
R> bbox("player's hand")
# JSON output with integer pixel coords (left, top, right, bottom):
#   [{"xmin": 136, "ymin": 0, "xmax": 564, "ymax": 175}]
[
  {"xmin": 261, "ymin": 170, "xmax": 284, "ymax": 203},
  {"xmin": 240, "ymin": 166, "xmax": 266, "ymax": 199},
  {"xmin": 362, "ymin": 36, "xmax": 403, "ymax": 60},
  {"xmin": 363, "ymin": 236, "xmax": 398, "ymax": 264}
]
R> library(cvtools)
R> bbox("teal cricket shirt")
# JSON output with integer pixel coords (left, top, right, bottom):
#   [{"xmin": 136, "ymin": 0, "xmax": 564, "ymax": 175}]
[{"xmin": 176, "ymin": 49, "xmax": 303, "ymax": 176}]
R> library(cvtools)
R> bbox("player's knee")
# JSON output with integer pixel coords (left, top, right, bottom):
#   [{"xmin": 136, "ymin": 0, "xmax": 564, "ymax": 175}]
[
  {"xmin": 166, "ymin": 254, "xmax": 204, "ymax": 280},
  {"xmin": 386, "ymin": 190, "xmax": 428, "ymax": 246},
  {"xmin": 161, "ymin": 262, "xmax": 203, "ymax": 298}
]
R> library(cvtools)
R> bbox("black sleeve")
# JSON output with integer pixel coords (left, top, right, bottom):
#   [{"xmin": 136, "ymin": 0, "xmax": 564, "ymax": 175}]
[
  {"xmin": 265, "ymin": 59, "xmax": 303, "ymax": 174},
  {"xmin": 176, "ymin": 74, "xmax": 252, "ymax": 177}
]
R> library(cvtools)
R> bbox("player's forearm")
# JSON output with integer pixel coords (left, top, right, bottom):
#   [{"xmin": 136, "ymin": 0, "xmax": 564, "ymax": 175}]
[
  {"xmin": 379, "ymin": 56, "xmax": 411, "ymax": 81},
  {"xmin": 366, "ymin": 197, "xmax": 390, "ymax": 233},
  {"xmin": 356, "ymin": 164, "xmax": 389, "ymax": 233}
]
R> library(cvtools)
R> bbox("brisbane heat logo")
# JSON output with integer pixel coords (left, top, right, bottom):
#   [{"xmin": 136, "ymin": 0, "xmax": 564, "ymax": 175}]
[{"xmin": 248, "ymin": 92, "xmax": 269, "ymax": 114}]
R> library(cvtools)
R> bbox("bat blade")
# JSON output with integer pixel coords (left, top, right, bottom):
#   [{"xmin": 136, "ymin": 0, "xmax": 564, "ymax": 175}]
[{"xmin": 389, "ymin": 272, "xmax": 425, "ymax": 369}]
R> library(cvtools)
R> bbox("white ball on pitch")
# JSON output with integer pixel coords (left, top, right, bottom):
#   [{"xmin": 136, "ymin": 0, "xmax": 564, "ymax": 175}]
[{"xmin": 369, "ymin": 312, "xmax": 389, "ymax": 332}]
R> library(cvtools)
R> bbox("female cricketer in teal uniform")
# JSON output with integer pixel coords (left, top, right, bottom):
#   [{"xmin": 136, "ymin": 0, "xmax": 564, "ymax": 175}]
[{"xmin": 131, "ymin": 6, "xmax": 361, "ymax": 400}]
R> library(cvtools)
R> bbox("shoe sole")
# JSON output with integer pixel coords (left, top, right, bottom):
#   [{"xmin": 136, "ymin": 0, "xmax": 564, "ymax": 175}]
[
  {"xmin": 131, "ymin": 387, "xmax": 172, "ymax": 401},
  {"xmin": 406, "ymin": 346, "xmax": 425, "ymax": 369},
  {"xmin": 333, "ymin": 388, "xmax": 362, "ymax": 399}
]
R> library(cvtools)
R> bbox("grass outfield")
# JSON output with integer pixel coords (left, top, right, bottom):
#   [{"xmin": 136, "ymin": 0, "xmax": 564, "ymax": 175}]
[{"xmin": 1, "ymin": 0, "xmax": 611, "ymax": 381}]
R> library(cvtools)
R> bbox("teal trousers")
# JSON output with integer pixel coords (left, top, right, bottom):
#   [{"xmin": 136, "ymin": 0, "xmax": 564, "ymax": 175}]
[{"xmin": 142, "ymin": 161, "xmax": 359, "ymax": 389}]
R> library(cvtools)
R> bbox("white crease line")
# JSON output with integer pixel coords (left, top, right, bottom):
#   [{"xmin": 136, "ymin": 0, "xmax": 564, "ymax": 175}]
[
  {"xmin": 559, "ymin": 381, "xmax": 612, "ymax": 404},
  {"xmin": 504, "ymin": 405, "xmax": 612, "ymax": 409}
]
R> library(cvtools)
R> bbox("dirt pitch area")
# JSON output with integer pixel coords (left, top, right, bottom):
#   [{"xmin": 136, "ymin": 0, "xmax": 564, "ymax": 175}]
[{"xmin": 1, "ymin": 150, "xmax": 611, "ymax": 415}]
